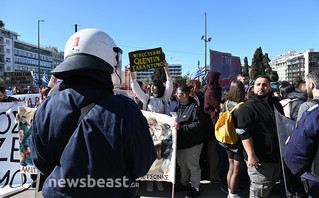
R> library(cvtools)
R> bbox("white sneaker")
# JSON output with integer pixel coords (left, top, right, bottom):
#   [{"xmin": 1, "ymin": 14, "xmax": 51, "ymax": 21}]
[
  {"xmin": 146, "ymin": 182, "xmax": 154, "ymax": 192},
  {"xmin": 228, "ymin": 194, "xmax": 242, "ymax": 198},
  {"xmin": 156, "ymin": 181, "xmax": 165, "ymax": 191}
]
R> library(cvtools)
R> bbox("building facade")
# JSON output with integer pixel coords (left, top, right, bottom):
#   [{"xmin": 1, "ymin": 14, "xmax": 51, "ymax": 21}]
[
  {"xmin": 0, "ymin": 27, "xmax": 63, "ymax": 85},
  {"xmin": 270, "ymin": 49, "xmax": 319, "ymax": 82},
  {"xmin": 134, "ymin": 63, "xmax": 182, "ymax": 84},
  {"xmin": 0, "ymin": 28, "xmax": 18, "ymax": 82}
]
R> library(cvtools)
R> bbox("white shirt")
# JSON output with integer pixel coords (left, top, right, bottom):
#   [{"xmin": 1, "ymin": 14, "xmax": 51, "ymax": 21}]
[{"xmin": 131, "ymin": 77, "xmax": 173, "ymax": 114}]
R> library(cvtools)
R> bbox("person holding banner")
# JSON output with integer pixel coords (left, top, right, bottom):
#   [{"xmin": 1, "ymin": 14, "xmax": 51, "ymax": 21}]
[
  {"xmin": 174, "ymin": 84, "xmax": 204, "ymax": 198},
  {"xmin": 236, "ymin": 75, "xmax": 284, "ymax": 198},
  {"xmin": 31, "ymin": 28, "xmax": 156, "ymax": 197},
  {"xmin": 129, "ymin": 63, "xmax": 173, "ymax": 114},
  {"xmin": 0, "ymin": 86, "xmax": 18, "ymax": 102},
  {"xmin": 128, "ymin": 63, "xmax": 173, "ymax": 192}
]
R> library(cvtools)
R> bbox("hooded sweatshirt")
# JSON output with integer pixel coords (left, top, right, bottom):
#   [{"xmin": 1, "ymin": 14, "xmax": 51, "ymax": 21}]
[
  {"xmin": 236, "ymin": 92, "xmax": 284, "ymax": 163},
  {"xmin": 204, "ymin": 71, "xmax": 222, "ymax": 126}
]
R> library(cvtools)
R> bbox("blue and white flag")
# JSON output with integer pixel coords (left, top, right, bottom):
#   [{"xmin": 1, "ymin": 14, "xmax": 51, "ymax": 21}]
[
  {"xmin": 203, "ymin": 71, "xmax": 209, "ymax": 83},
  {"xmin": 191, "ymin": 67, "xmax": 203, "ymax": 79},
  {"xmin": 42, "ymin": 72, "xmax": 50, "ymax": 85},
  {"xmin": 33, "ymin": 73, "xmax": 39, "ymax": 85}
]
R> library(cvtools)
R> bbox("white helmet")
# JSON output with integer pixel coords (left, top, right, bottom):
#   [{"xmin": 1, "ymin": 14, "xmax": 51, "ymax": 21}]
[{"xmin": 52, "ymin": 28, "xmax": 122, "ymax": 79}]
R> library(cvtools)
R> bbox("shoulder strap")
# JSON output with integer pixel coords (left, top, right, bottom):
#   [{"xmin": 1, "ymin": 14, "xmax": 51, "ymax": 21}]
[
  {"xmin": 162, "ymin": 99, "xmax": 167, "ymax": 114},
  {"xmin": 55, "ymin": 91, "xmax": 109, "ymax": 165},
  {"xmin": 230, "ymin": 102, "xmax": 244, "ymax": 114},
  {"xmin": 226, "ymin": 100, "xmax": 230, "ymax": 112},
  {"xmin": 145, "ymin": 96, "xmax": 151, "ymax": 111}
]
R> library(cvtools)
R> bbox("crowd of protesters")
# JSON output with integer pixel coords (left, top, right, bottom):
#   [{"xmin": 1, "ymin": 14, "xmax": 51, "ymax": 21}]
[
  {"xmin": 127, "ymin": 68, "xmax": 319, "ymax": 198},
  {"xmin": 1, "ymin": 51, "xmax": 318, "ymax": 197},
  {"xmin": 0, "ymin": 84, "xmax": 52, "ymax": 103}
]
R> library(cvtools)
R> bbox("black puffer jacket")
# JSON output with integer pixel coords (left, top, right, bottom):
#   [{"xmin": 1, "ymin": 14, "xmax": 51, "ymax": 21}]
[
  {"xmin": 287, "ymin": 91, "xmax": 307, "ymax": 121},
  {"xmin": 176, "ymin": 97, "xmax": 204, "ymax": 149},
  {"xmin": 236, "ymin": 93, "xmax": 284, "ymax": 163}
]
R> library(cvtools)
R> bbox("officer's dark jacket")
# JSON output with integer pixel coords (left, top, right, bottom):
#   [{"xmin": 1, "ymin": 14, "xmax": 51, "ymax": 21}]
[
  {"xmin": 285, "ymin": 105, "xmax": 319, "ymax": 184},
  {"xmin": 236, "ymin": 92, "xmax": 284, "ymax": 163},
  {"xmin": 175, "ymin": 97, "xmax": 204, "ymax": 149},
  {"xmin": 31, "ymin": 88, "xmax": 156, "ymax": 197}
]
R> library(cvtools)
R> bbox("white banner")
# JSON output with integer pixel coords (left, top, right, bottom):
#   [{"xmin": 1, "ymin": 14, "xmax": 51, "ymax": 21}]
[
  {"xmin": 14, "ymin": 94, "xmax": 41, "ymax": 108},
  {"xmin": 137, "ymin": 111, "xmax": 177, "ymax": 184},
  {"xmin": 17, "ymin": 107, "xmax": 37, "ymax": 174},
  {"xmin": 0, "ymin": 102, "xmax": 33, "ymax": 194}
]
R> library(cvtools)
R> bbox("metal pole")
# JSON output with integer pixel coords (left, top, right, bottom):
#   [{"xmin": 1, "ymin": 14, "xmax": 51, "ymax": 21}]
[
  {"xmin": 38, "ymin": 20, "xmax": 40, "ymax": 84},
  {"xmin": 204, "ymin": 12, "xmax": 207, "ymax": 75},
  {"xmin": 38, "ymin": 20, "xmax": 44, "ymax": 85}
]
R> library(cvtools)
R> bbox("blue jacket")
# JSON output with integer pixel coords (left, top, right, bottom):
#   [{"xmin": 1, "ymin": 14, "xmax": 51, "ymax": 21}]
[
  {"xmin": 284, "ymin": 104, "xmax": 319, "ymax": 184},
  {"xmin": 31, "ymin": 88, "xmax": 156, "ymax": 197}
]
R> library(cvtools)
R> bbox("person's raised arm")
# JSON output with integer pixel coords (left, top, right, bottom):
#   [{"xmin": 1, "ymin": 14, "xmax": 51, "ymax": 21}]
[
  {"xmin": 128, "ymin": 65, "xmax": 136, "ymax": 80},
  {"xmin": 163, "ymin": 62, "xmax": 171, "ymax": 78},
  {"xmin": 163, "ymin": 63, "xmax": 173, "ymax": 102},
  {"xmin": 128, "ymin": 65, "xmax": 148, "ymax": 105}
]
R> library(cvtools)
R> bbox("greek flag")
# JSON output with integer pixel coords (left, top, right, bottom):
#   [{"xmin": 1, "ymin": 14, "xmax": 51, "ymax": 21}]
[
  {"xmin": 191, "ymin": 67, "xmax": 203, "ymax": 79},
  {"xmin": 203, "ymin": 73, "xmax": 208, "ymax": 83},
  {"xmin": 42, "ymin": 72, "xmax": 50, "ymax": 85},
  {"xmin": 33, "ymin": 73, "xmax": 39, "ymax": 85}
]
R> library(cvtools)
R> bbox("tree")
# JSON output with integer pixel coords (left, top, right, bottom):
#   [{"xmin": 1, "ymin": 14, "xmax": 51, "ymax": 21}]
[
  {"xmin": 151, "ymin": 67, "xmax": 166, "ymax": 82},
  {"xmin": 174, "ymin": 73, "xmax": 190, "ymax": 86},
  {"xmin": 0, "ymin": 20, "xmax": 4, "ymax": 28},
  {"xmin": 250, "ymin": 47, "xmax": 265, "ymax": 80},
  {"xmin": 264, "ymin": 53, "xmax": 272, "ymax": 74},
  {"xmin": 242, "ymin": 57, "xmax": 250, "ymax": 76}
]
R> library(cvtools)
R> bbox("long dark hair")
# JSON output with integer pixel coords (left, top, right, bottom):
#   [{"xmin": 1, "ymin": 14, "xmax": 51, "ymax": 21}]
[
  {"xmin": 152, "ymin": 79, "xmax": 165, "ymax": 98},
  {"xmin": 279, "ymin": 81, "xmax": 295, "ymax": 99},
  {"xmin": 178, "ymin": 84, "xmax": 193, "ymax": 96},
  {"xmin": 228, "ymin": 80, "xmax": 245, "ymax": 102}
]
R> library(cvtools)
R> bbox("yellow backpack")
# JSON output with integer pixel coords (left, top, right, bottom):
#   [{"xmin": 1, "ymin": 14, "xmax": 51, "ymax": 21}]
[{"xmin": 215, "ymin": 100, "xmax": 243, "ymax": 144}]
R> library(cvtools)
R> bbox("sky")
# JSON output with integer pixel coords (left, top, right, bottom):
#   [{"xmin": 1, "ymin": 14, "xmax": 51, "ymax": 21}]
[{"xmin": 1, "ymin": 0, "xmax": 319, "ymax": 76}]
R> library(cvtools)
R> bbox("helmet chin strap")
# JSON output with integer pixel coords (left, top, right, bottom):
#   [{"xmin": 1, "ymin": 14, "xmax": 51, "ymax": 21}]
[{"xmin": 114, "ymin": 66, "xmax": 122, "ymax": 85}]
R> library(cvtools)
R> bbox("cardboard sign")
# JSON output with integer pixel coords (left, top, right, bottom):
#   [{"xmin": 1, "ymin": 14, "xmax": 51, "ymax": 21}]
[
  {"xmin": 4, "ymin": 72, "xmax": 33, "ymax": 87},
  {"xmin": 129, "ymin": 48, "xmax": 165, "ymax": 72}
]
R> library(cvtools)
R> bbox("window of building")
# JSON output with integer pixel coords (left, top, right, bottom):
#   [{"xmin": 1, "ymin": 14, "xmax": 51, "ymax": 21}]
[
  {"xmin": 6, "ymin": 40, "xmax": 10, "ymax": 45},
  {"xmin": 6, "ymin": 49, "xmax": 10, "ymax": 54}
]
